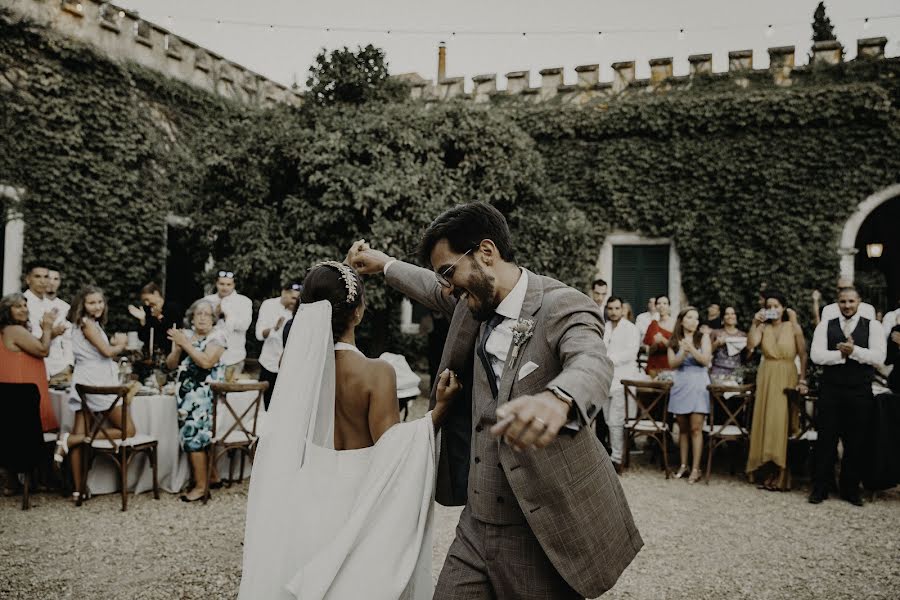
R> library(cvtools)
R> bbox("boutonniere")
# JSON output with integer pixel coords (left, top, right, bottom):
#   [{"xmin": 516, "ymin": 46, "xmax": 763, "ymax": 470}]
[{"xmin": 510, "ymin": 318, "xmax": 536, "ymax": 360}]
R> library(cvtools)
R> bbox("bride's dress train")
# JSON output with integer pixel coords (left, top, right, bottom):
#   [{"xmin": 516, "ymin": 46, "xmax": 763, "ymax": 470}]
[{"xmin": 239, "ymin": 301, "xmax": 437, "ymax": 600}]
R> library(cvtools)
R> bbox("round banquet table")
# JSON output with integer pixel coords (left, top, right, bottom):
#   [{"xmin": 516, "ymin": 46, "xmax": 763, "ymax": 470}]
[{"xmin": 49, "ymin": 388, "xmax": 261, "ymax": 495}]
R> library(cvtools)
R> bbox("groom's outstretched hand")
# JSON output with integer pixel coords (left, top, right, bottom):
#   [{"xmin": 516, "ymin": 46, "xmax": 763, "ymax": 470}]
[
  {"xmin": 346, "ymin": 239, "xmax": 394, "ymax": 275},
  {"xmin": 491, "ymin": 392, "xmax": 569, "ymax": 451}
]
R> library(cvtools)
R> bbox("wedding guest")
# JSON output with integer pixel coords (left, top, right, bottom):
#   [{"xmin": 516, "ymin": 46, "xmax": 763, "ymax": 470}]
[
  {"xmin": 622, "ymin": 302, "xmax": 635, "ymax": 323},
  {"xmin": 813, "ymin": 276, "xmax": 876, "ymax": 325},
  {"xmin": 886, "ymin": 325, "xmax": 900, "ymax": 394},
  {"xmin": 127, "ymin": 282, "xmax": 183, "ymax": 357},
  {"xmin": 635, "ymin": 296, "xmax": 658, "ymax": 341},
  {"xmin": 0, "ymin": 293, "xmax": 61, "ymax": 432},
  {"xmin": 704, "ymin": 303, "xmax": 723, "ymax": 329},
  {"xmin": 809, "ymin": 287, "xmax": 885, "ymax": 506},
  {"xmin": 745, "ymin": 290, "xmax": 807, "ymax": 492},
  {"xmin": 601, "ymin": 296, "xmax": 641, "ymax": 472},
  {"xmin": 203, "ymin": 270, "xmax": 252, "ymax": 382},
  {"xmin": 166, "ymin": 299, "xmax": 227, "ymax": 502},
  {"xmin": 44, "ymin": 268, "xmax": 73, "ymax": 381},
  {"xmin": 881, "ymin": 297, "xmax": 899, "ymax": 342},
  {"xmin": 58, "ymin": 286, "xmax": 134, "ymax": 503},
  {"xmin": 22, "ymin": 261, "xmax": 50, "ymax": 338},
  {"xmin": 643, "ymin": 295, "xmax": 675, "ymax": 376},
  {"xmin": 255, "ymin": 282, "xmax": 301, "ymax": 410},
  {"xmin": 709, "ymin": 306, "xmax": 747, "ymax": 378},
  {"xmin": 667, "ymin": 307, "xmax": 712, "ymax": 483},
  {"xmin": 591, "ymin": 278, "xmax": 610, "ymax": 324}
]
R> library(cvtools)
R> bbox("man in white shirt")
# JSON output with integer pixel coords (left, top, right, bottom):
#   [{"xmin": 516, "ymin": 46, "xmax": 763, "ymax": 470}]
[
  {"xmin": 881, "ymin": 298, "xmax": 899, "ymax": 341},
  {"xmin": 814, "ymin": 276, "xmax": 876, "ymax": 324},
  {"xmin": 203, "ymin": 270, "xmax": 253, "ymax": 382},
  {"xmin": 255, "ymin": 282, "xmax": 302, "ymax": 409},
  {"xmin": 44, "ymin": 268, "xmax": 73, "ymax": 380},
  {"xmin": 590, "ymin": 278, "xmax": 610, "ymax": 325},
  {"xmin": 601, "ymin": 296, "xmax": 641, "ymax": 471},
  {"xmin": 809, "ymin": 287, "xmax": 886, "ymax": 506},
  {"xmin": 635, "ymin": 296, "xmax": 658, "ymax": 342},
  {"xmin": 22, "ymin": 261, "xmax": 50, "ymax": 338}
]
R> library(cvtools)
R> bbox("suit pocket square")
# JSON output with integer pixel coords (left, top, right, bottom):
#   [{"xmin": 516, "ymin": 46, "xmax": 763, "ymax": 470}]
[{"xmin": 517, "ymin": 361, "xmax": 539, "ymax": 381}]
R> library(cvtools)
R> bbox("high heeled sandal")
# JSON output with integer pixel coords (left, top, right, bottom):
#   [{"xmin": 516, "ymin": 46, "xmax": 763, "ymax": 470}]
[
  {"xmin": 674, "ymin": 464, "xmax": 689, "ymax": 479},
  {"xmin": 688, "ymin": 469, "xmax": 703, "ymax": 484}
]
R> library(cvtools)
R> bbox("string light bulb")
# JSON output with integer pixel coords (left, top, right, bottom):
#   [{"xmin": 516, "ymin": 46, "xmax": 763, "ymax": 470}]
[
  {"xmin": 765, "ymin": 24, "xmax": 774, "ymax": 38},
  {"xmin": 863, "ymin": 18, "xmax": 870, "ymax": 31},
  {"xmin": 678, "ymin": 28, "xmax": 685, "ymax": 41}
]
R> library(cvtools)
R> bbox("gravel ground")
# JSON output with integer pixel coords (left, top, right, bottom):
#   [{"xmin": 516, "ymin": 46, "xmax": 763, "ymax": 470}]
[{"xmin": 2, "ymin": 399, "xmax": 898, "ymax": 599}]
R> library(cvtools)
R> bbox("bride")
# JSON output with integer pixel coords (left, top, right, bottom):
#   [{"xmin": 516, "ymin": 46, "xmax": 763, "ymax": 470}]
[{"xmin": 239, "ymin": 261, "xmax": 460, "ymax": 600}]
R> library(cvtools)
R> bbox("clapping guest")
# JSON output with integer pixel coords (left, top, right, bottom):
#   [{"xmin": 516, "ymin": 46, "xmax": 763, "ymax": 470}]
[
  {"xmin": 601, "ymin": 297, "xmax": 641, "ymax": 471},
  {"xmin": 203, "ymin": 270, "xmax": 252, "ymax": 382},
  {"xmin": 255, "ymin": 282, "xmax": 301, "ymax": 410},
  {"xmin": 745, "ymin": 290, "xmax": 807, "ymax": 492},
  {"xmin": 166, "ymin": 300, "xmax": 226, "ymax": 502},
  {"xmin": 0, "ymin": 293, "xmax": 61, "ymax": 432},
  {"xmin": 667, "ymin": 307, "xmax": 712, "ymax": 483},
  {"xmin": 643, "ymin": 295, "xmax": 675, "ymax": 376},
  {"xmin": 44, "ymin": 269, "xmax": 73, "ymax": 381},
  {"xmin": 59, "ymin": 286, "xmax": 135, "ymax": 503},
  {"xmin": 710, "ymin": 306, "xmax": 747, "ymax": 378},
  {"xmin": 127, "ymin": 282, "xmax": 183, "ymax": 356}
]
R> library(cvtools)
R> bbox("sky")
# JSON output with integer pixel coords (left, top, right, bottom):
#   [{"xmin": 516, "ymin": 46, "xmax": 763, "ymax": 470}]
[{"xmin": 115, "ymin": 0, "xmax": 900, "ymax": 90}]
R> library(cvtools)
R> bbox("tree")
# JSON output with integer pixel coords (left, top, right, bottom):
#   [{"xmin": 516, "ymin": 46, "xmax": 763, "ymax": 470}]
[
  {"xmin": 305, "ymin": 44, "xmax": 408, "ymax": 106},
  {"xmin": 812, "ymin": 2, "xmax": 837, "ymax": 42}
]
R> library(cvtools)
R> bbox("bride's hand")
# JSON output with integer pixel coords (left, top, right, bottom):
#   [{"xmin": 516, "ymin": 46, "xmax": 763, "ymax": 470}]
[{"xmin": 436, "ymin": 369, "xmax": 462, "ymax": 406}]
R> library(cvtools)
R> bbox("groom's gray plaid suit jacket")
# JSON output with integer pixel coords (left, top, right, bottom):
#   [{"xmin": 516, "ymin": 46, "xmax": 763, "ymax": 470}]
[{"xmin": 385, "ymin": 261, "xmax": 643, "ymax": 598}]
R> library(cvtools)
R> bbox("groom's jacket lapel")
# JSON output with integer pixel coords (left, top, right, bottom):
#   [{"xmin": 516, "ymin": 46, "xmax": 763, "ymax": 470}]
[{"xmin": 496, "ymin": 269, "xmax": 544, "ymax": 407}]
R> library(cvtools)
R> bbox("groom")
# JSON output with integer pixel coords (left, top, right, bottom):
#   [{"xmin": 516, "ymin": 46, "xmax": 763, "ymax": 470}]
[{"xmin": 349, "ymin": 203, "xmax": 642, "ymax": 599}]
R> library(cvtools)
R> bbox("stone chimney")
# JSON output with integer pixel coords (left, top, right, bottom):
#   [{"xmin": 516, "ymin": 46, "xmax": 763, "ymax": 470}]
[
  {"xmin": 438, "ymin": 76, "xmax": 464, "ymax": 99},
  {"xmin": 611, "ymin": 61, "xmax": 635, "ymax": 93},
  {"xmin": 811, "ymin": 40, "xmax": 843, "ymax": 65},
  {"xmin": 472, "ymin": 73, "xmax": 496, "ymax": 103},
  {"xmin": 728, "ymin": 50, "xmax": 753, "ymax": 72},
  {"xmin": 506, "ymin": 71, "xmax": 529, "ymax": 94},
  {"xmin": 574, "ymin": 64, "xmax": 599, "ymax": 87},
  {"xmin": 649, "ymin": 57, "xmax": 673, "ymax": 84},
  {"xmin": 856, "ymin": 37, "xmax": 887, "ymax": 60},
  {"xmin": 768, "ymin": 46, "xmax": 795, "ymax": 86},
  {"xmin": 437, "ymin": 42, "xmax": 446, "ymax": 81},
  {"xmin": 539, "ymin": 67, "xmax": 563, "ymax": 99},
  {"xmin": 688, "ymin": 53, "xmax": 712, "ymax": 76}
]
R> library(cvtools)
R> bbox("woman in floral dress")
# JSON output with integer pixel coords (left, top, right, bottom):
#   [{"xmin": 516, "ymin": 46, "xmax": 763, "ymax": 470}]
[{"xmin": 166, "ymin": 299, "xmax": 226, "ymax": 502}]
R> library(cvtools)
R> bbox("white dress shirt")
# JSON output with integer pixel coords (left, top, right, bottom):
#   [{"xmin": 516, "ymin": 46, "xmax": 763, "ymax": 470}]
[
  {"xmin": 821, "ymin": 301, "xmax": 875, "ymax": 322},
  {"xmin": 882, "ymin": 309, "xmax": 898, "ymax": 340},
  {"xmin": 635, "ymin": 311, "xmax": 659, "ymax": 342},
  {"xmin": 44, "ymin": 296, "xmax": 73, "ymax": 376},
  {"xmin": 203, "ymin": 291, "xmax": 253, "ymax": 366},
  {"xmin": 483, "ymin": 270, "xmax": 529, "ymax": 381},
  {"xmin": 255, "ymin": 297, "xmax": 293, "ymax": 373},
  {"xmin": 603, "ymin": 318, "xmax": 641, "ymax": 392},
  {"xmin": 23, "ymin": 288, "xmax": 48, "ymax": 338},
  {"xmin": 811, "ymin": 312, "xmax": 886, "ymax": 367}
]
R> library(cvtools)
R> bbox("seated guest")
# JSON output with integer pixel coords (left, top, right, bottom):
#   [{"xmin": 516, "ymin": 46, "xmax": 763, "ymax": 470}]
[
  {"xmin": 203, "ymin": 270, "xmax": 252, "ymax": 382},
  {"xmin": 0, "ymin": 293, "xmax": 61, "ymax": 432},
  {"xmin": 59, "ymin": 286, "xmax": 135, "ymax": 503},
  {"xmin": 643, "ymin": 295, "xmax": 675, "ymax": 376},
  {"xmin": 809, "ymin": 287, "xmax": 885, "ymax": 506},
  {"xmin": 745, "ymin": 290, "xmax": 807, "ymax": 492},
  {"xmin": 166, "ymin": 299, "xmax": 226, "ymax": 502},
  {"xmin": 601, "ymin": 296, "xmax": 641, "ymax": 471},
  {"xmin": 44, "ymin": 268, "xmax": 73, "ymax": 381},
  {"xmin": 887, "ymin": 325, "xmax": 900, "ymax": 394},
  {"xmin": 255, "ymin": 282, "xmax": 302, "ymax": 410},
  {"xmin": 667, "ymin": 307, "xmax": 712, "ymax": 484},
  {"xmin": 710, "ymin": 306, "xmax": 747, "ymax": 378},
  {"xmin": 127, "ymin": 282, "xmax": 183, "ymax": 356},
  {"xmin": 704, "ymin": 303, "xmax": 723, "ymax": 329}
]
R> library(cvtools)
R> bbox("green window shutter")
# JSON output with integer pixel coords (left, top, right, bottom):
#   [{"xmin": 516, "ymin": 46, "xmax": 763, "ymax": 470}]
[{"xmin": 612, "ymin": 245, "xmax": 669, "ymax": 310}]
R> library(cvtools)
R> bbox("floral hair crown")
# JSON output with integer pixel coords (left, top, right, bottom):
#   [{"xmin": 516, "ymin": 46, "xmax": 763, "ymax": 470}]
[{"xmin": 313, "ymin": 261, "xmax": 359, "ymax": 304}]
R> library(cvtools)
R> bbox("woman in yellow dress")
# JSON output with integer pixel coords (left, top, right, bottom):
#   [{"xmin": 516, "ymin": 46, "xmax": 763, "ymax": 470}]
[{"xmin": 745, "ymin": 290, "xmax": 808, "ymax": 491}]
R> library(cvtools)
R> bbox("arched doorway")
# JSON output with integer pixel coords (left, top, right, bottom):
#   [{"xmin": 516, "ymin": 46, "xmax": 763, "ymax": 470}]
[{"xmin": 839, "ymin": 184, "xmax": 900, "ymax": 316}]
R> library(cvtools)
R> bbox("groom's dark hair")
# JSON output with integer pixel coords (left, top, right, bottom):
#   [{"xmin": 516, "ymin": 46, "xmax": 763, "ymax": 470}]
[{"xmin": 419, "ymin": 202, "xmax": 516, "ymax": 266}]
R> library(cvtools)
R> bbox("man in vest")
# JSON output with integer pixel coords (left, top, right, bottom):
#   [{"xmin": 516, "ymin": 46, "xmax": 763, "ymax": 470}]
[{"xmin": 809, "ymin": 287, "xmax": 885, "ymax": 506}]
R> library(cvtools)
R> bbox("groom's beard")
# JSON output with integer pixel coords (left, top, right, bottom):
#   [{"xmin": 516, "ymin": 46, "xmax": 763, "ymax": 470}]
[{"xmin": 464, "ymin": 263, "xmax": 499, "ymax": 322}]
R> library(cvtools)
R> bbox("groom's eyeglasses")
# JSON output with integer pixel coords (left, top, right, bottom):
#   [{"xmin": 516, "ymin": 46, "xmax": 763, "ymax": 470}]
[{"xmin": 435, "ymin": 248, "xmax": 474, "ymax": 289}]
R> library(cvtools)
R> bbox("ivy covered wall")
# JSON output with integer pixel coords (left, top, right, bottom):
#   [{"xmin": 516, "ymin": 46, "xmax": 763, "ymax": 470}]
[{"xmin": 3, "ymin": 10, "xmax": 899, "ymax": 354}]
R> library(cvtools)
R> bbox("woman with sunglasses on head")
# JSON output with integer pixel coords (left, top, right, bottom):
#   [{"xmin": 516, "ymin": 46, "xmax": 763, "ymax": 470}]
[{"xmin": 202, "ymin": 269, "xmax": 253, "ymax": 382}]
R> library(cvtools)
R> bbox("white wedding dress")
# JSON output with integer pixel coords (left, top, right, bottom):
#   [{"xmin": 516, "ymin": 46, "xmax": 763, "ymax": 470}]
[{"xmin": 239, "ymin": 300, "xmax": 438, "ymax": 600}]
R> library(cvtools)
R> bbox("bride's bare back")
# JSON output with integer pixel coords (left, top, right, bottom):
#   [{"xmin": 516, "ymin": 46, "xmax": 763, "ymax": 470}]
[{"xmin": 333, "ymin": 349, "xmax": 400, "ymax": 450}]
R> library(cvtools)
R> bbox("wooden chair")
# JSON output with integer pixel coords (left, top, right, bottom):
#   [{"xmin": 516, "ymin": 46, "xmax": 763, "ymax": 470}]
[
  {"xmin": 786, "ymin": 388, "xmax": 818, "ymax": 482},
  {"xmin": 704, "ymin": 384, "xmax": 755, "ymax": 484},
  {"xmin": 0, "ymin": 383, "xmax": 45, "ymax": 510},
  {"xmin": 207, "ymin": 382, "xmax": 268, "ymax": 503},
  {"xmin": 75, "ymin": 384, "xmax": 159, "ymax": 511},
  {"xmin": 621, "ymin": 379, "xmax": 673, "ymax": 478}
]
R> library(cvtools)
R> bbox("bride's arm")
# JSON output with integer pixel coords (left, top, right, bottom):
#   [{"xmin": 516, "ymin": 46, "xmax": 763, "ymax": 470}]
[
  {"xmin": 368, "ymin": 361, "xmax": 401, "ymax": 443},
  {"xmin": 432, "ymin": 368, "xmax": 461, "ymax": 430}
]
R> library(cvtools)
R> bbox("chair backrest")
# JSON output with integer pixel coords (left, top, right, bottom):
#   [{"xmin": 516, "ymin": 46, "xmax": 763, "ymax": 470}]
[
  {"xmin": 0, "ymin": 383, "xmax": 44, "ymax": 472},
  {"xmin": 210, "ymin": 382, "xmax": 268, "ymax": 443},
  {"xmin": 622, "ymin": 379, "xmax": 672, "ymax": 429},
  {"xmin": 707, "ymin": 384, "xmax": 754, "ymax": 436},
  {"xmin": 785, "ymin": 388, "xmax": 817, "ymax": 440},
  {"xmin": 75, "ymin": 384, "xmax": 133, "ymax": 446}
]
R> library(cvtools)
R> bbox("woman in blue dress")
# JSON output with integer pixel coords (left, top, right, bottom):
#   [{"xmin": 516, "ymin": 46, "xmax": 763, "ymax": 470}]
[
  {"xmin": 667, "ymin": 307, "xmax": 712, "ymax": 483},
  {"xmin": 165, "ymin": 299, "xmax": 227, "ymax": 502}
]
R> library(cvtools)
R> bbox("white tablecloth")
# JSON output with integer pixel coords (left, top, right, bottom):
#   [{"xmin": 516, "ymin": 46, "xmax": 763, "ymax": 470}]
[{"xmin": 49, "ymin": 389, "xmax": 261, "ymax": 495}]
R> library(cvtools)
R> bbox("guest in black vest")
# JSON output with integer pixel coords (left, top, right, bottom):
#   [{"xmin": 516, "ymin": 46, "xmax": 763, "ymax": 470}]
[{"xmin": 809, "ymin": 287, "xmax": 886, "ymax": 506}]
